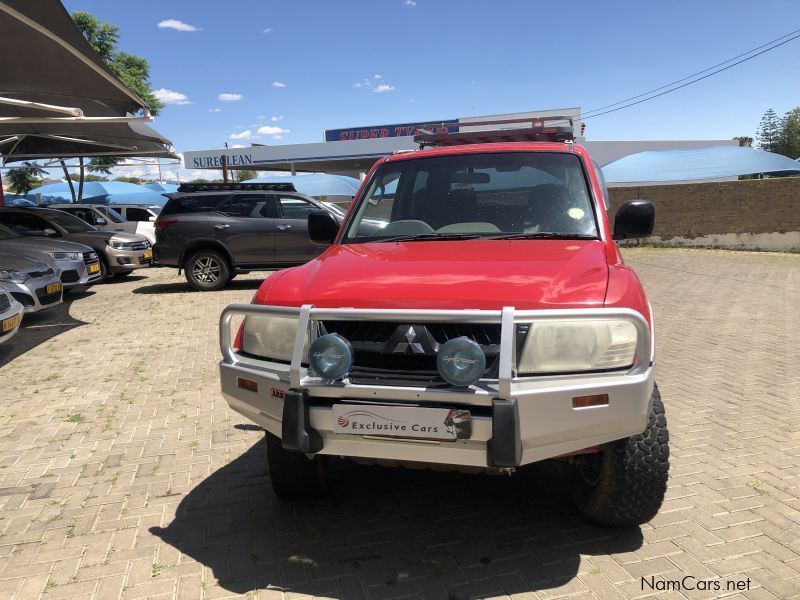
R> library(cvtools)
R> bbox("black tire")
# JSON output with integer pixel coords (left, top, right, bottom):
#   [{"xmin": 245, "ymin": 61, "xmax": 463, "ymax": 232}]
[
  {"xmin": 572, "ymin": 384, "xmax": 669, "ymax": 527},
  {"xmin": 265, "ymin": 432, "xmax": 328, "ymax": 500},
  {"xmin": 183, "ymin": 250, "xmax": 230, "ymax": 291},
  {"xmin": 97, "ymin": 255, "xmax": 112, "ymax": 281}
]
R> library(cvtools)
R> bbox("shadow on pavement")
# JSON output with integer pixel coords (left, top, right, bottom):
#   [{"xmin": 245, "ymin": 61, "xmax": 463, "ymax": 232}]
[
  {"xmin": 0, "ymin": 288, "xmax": 93, "ymax": 368},
  {"xmin": 151, "ymin": 439, "xmax": 643, "ymax": 598},
  {"xmin": 132, "ymin": 277, "xmax": 265, "ymax": 295}
]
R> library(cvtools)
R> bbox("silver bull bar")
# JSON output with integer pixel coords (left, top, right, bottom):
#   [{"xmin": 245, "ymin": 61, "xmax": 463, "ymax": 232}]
[{"xmin": 219, "ymin": 304, "xmax": 652, "ymax": 397}]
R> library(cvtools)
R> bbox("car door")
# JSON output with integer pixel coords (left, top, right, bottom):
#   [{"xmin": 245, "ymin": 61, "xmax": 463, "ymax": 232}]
[
  {"xmin": 215, "ymin": 193, "xmax": 277, "ymax": 267},
  {"xmin": 272, "ymin": 195, "xmax": 331, "ymax": 265}
]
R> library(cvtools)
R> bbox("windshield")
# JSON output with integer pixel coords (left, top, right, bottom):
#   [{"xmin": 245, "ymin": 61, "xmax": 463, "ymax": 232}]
[
  {"xmin": 95, "ymin": 206, "xmax": 126, "ymax": 223},
  {"xmin": 0, "ymin": 224, "xmax": 21, "ymax": 240},
  {"xmin": 45, "ymin": 210, "xmax": 96, "ymax": 233},
  {"xmin": 345, "ymin": 152, "xmax": 598, "ymax": 241}
]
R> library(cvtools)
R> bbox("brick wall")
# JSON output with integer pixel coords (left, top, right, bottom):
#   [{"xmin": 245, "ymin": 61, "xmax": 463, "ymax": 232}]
[{"xmin": 608, "ymin": 177, "xmax": 800, "ymax": 251}]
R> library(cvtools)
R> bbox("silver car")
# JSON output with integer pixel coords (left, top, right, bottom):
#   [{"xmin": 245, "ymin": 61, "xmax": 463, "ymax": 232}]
[
  {"xmin": 0, "ymin": 285, "xmax": 24, "ymax": 344},
  {"xmin": 0, "ymin": 252, "xmax": 63, "ymax": 313},
  {"xmin": 0, "ymin": 223, "xmax": 101, "ymax": 288},
  {"xmin": 49, "ymin": 204, "xmax": 156, "ymax": 245}
]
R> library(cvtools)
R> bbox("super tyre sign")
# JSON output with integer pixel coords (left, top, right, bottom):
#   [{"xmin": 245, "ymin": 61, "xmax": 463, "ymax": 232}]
[{"xmin": 325, "ymin": 119, "xmax": 458, "ymax": 142}]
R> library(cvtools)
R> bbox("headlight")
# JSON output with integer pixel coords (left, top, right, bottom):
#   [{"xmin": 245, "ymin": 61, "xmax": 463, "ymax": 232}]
[
  {"xmin": 49, "ymin": 252, "xmax": 80, "ymax": 261},
  {"xmin": 108, "ymin": 240, "xmax": 126, "ymax": 250},
  {"xmin": 517, "ymin": 320, "xmax": 637, "ymax": 374},
  {"xmin": 0, "ymin": 269, "xmax": 30, "ymax": 283},
  {"xmin": 309, "ymin": 334, "xmax": 353, "ymax": 380},
  {"xmin": 241, "ymin": 314, "xmax": 308, "ymax": 362}
]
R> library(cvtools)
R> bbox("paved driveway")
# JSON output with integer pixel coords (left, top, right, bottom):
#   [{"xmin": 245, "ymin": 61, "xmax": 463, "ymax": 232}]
[{"xmin": 0, "ymin": 248, "xmax": 797, "ymax": 600}]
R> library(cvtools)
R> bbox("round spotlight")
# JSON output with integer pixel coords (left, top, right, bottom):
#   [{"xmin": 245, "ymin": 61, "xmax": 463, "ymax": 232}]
[
  {"xmin": 309, "ymin": 334, "xmax": 353, "ymax": 381},
  {"xmin": 436, "ymin": 337, "xmax": 486, "ymax": 387}
]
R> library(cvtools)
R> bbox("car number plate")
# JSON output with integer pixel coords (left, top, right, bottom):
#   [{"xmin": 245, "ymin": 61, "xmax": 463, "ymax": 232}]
[
  {"xmin": 143, "ymin": 250, "xmax": 153, "ymax": 260},
  {"xmin": 88, "ymin": 263, "xmax": 100, "ymax": 274},
  {"xmin": 332, "ymin": 404, "xmax": 471, "ymax": 441},
  {"xmin": 2, "ymin": 314, "xmax": 21, "ymax": 333},
  {"xmin": 46, "ymin": 282, "xmax": 62, "ymax": 294}
]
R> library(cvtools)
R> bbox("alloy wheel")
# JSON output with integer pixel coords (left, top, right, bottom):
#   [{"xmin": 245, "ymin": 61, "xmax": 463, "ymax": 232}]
[{"xmin": 193, "ymin": 257, "xmax": 221, "ymax": 284}]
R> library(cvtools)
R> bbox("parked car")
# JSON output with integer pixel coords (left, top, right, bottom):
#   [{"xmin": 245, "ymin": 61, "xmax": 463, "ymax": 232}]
[
  {"xmin": 0, "ymin": 286, "xmax": 24, "ymax": 344},
  {"xmin": 218, "ymin": 125, "xmax": 667, "ymax": 527},
  {"xmin": 109, "ymin": 204, "xmax": 161, "ymax": 222},
  {"xmin": 0, "ymin": 208, "xmax": 151, "ymax": 279},
  {"xmin": 154, "ymin": 183, "xmax": 344, "ymax": 291},
  {"xmin": 48, "ymin": 204, "xmax": 156, "ymax": 245},
  {"xmin": 0, "ymin": 252, "xmax": 62, "ymax": 313},
  {"xmin": 0, "ymin": 223, "xmax": 101, "ymax": 288}
]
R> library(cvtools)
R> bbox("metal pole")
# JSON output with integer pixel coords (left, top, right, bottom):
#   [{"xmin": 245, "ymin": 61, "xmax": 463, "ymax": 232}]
[
  {"xmin": 156, "ymin": 158, "xmax": 162, "ymax": 183},
  {"xmin": 221, "ymin": 155, "xmax": 228, "ymax": 183}
]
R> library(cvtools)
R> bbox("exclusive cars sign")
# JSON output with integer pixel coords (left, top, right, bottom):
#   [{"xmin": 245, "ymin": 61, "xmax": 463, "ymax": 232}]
[
  {"xmin": 324, "ymin": 119, "xmax": 458, "ymax": 142},
  {"xmin": 332, "ymin": 404, "xmax": 472, "ymax": 441}
]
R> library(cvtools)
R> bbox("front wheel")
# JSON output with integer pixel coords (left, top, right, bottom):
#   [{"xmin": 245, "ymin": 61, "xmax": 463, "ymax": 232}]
[
  {"xmin": 184, "ymin": 250, "xmax": 230, "ymax": 291},
  {"xmin": 572, "ymin": 384, "xmax": 669, "ymax": 527},
  {"xmin": 265, "ymin": 432, "xmax": 328, "ymax": 500}
]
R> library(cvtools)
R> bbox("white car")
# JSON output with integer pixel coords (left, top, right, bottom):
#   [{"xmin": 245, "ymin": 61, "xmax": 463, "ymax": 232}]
[
  {"xmin": 0, "ymin": 286, "xmax": 24, "ymax": 344},
  {"xmin": 49, "ymin": 204, "xmax": 156, "ymax": 245}
]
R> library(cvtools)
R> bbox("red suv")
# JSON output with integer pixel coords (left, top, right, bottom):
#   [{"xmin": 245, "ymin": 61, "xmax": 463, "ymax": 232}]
[{"xmin": 219, "ymin": 123, "xmax": 668, "ymax": 527}]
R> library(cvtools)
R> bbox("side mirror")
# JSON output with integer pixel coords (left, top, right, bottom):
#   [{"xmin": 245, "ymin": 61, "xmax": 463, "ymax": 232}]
[
  {"xmin": 148, "ymin": 216, "xmax": 156, "ymax": 222},
  {"xmin": 613, "ymin": 200, "xmax": 654, "ymax": 240},
  {"xmin": 42, "ymin": 227, "xmax": 58, "ymax": 237},
  {"xmin": 308, "ymin": 210, "xmax": 339, "ymax": 245},
  {"xmin": 95, "ymin": 217, "xmax": 108, "ymax": 226}
]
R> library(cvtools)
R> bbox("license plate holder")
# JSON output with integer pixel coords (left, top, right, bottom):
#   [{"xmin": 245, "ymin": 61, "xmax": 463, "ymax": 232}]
[
  {"xmin": 46, "ymin": 282, "xmax": 61, "ymax": 295},
  {"xmin": 332, "ymin": 404, "xmax": 472, "ymax": 441}
]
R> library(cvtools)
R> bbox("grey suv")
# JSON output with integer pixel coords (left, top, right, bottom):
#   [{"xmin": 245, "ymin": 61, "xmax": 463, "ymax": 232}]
[{"xmin": 154, "ymin": 183, "xmax": 342, "ymax": 291}]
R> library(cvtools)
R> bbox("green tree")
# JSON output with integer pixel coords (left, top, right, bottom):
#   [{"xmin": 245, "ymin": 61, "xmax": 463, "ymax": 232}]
[
  {"xmin": 733, "ymin": 136, "xmax": 753, "ymax": 147},
  {"xmin": 778, "ymin": 107, "xmax": 800, "ymax": 159},
  {"xmin": 233, "ymin": 169, "xmax": 258, "ymax": 183},
  {"xmin": 756, "ymin": 109, "xmax": 782, "ymax": 153},
  {"xmin": 69, "ymin": 12, "xmax": 164, "ymax": 199},
  {"xmin": 5, "ymin": 162, "xmax": 46, "ymax": 195}
]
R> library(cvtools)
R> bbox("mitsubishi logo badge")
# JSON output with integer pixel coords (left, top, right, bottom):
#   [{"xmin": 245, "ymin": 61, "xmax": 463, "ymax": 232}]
[{"xmin": 387, "ymin": 325, "xmax": 438, "ymax": 355}]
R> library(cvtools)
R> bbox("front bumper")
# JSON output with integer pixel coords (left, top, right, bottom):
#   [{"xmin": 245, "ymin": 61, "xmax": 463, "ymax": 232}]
[
  {"xmin": 219, "ymin": 305, "xmax": 655, "ymax": 469},
  {"xmin": 4, "ymin": 275, "xmax": 63, "ymax": 313},
  {"xmin": 105, "ymin": 246, "xmax": 153, "ymax": 273},
  {"xmin": 0, "ymin": 301, "xmax": 24, "ymax": 344},
  {"xmin": 56, "ymin": 257, "xmax": 102, "ymax": 288}
]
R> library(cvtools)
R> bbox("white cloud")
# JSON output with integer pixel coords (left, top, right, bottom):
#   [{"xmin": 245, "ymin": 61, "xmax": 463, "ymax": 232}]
[
  {"xmin": 229, "ymin": 144, "xmax": 246, "ymax": 149},
  {"xmin": 218, "ymin": 93, "xmax": 243, "ymax": 101},
  {"xmin": 272, "ymin": 135, "xmax": 283, "ymax": 140},
  {"xmin": 153, "ymin": 88, "xmax": 192, "ymax": 105},
  {"xmin": 262, "ymin": 27, "xmax": 272, "ymax": 33},
  {"xmin": 405, "ymin": 0, "xmax": 417, "ymax": 6},
  {"xmin": 272, "ymin": 81, "xmax": 286, "ymax": 88},
  {"xmin": 158, "ymin": 19, "xmax": 202, "ymax": 31},
  {"xmin": 257, "ymin": 115, "xmax": 266, "ymax": 119},
  {"xmin": 230, "ymin": 130, "xmax": 253, "ymax": 140},
  {"xmin": 373, "ymin": 83, "xmax": 395, "ymax": 93},
  {"xmin": 209, "ymin": 107, "xmax": 221, "ymax": 112},
  {"xmin": 257, "ymin": 125, "xmax": 290, "ymax": 136},
  {"xmin": 270, "ymin": 115, "xmax": 283, "ymax": 122},
  {"xmin": 374, "ymin": 74, "xmax": 383, "ymax": 79}
]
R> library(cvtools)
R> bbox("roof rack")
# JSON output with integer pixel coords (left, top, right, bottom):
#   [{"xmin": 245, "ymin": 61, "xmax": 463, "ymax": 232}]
[
  {"xmin": 414, "ymin": 115, "xmax": 576, "ymax": 148},
  {"xmin": 176, "ymin": 182, "xmax": 296, "ymax": 193}
]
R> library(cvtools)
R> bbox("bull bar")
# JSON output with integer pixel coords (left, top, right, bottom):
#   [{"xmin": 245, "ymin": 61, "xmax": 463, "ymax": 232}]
[{"xmin": 219, "ymin": 304, "xmax": 654, "ymax": 469}]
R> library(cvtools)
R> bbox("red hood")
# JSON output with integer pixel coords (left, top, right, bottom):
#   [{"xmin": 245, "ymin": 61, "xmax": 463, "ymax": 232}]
[{"xmin": 257, "ymin": 240, "xmax": 610, "ymax": 310}]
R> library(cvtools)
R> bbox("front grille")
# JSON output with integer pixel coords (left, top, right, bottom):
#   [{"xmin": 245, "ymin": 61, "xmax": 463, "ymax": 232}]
[
  {"xmin": 83, "ymin": 251, "xmax": 99, "ymax": 265},
  {"xmin": 34, "ymin": 286, "xmax": 61, "ymax": 305},
  {"xmin": 320, "ymin": 321, "xmax": 502, "ymax": 386},
  {"xmin": 60, "ymin": 270, "xmax": 79, "ymax": 284},
  {"xmin": 127, "ymin": 241, "xmax": 149, "ymax": 251},
  {"xmin": 0, "ymin": 292, "xmax": 10, "ymax": 312}
]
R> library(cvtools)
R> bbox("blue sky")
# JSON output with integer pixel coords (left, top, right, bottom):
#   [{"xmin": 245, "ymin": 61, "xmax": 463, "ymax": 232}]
[{"xmin": 60, "ymin": 0, "xmax": 800, "ymax": 180}]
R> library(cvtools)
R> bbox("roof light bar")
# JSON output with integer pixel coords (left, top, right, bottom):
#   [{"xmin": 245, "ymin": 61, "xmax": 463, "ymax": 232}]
[{"xmin": 414, "ymin": 115, "xmax": 577, "ymax": 148}]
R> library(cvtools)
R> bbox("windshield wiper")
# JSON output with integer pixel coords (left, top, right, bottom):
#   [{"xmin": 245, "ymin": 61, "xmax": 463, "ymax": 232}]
[
  {"xmin": 484, "ymin": 232, "xmax": 599, "ymax": 240},
  {"xmin": 375, "ymin": 233, "xmax": 485, "ymax": 242}
]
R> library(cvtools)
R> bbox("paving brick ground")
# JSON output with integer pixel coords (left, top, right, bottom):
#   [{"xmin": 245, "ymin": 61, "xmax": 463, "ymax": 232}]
[{"xmin": 0, "ymin": 247, "xmax": 797, "ymax": 600}]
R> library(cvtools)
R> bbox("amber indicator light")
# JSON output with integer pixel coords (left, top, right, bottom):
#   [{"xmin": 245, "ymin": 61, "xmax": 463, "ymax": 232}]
[
  {"xmin": 237, "ymin": 377, "xmax": 258, "ymax": 392},
  {"xmin": 572, "ymin": 394, "xmax": 609, "ymax": 409}
]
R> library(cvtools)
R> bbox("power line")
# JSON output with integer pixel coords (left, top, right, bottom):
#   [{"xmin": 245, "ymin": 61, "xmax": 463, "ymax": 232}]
[
  {"xmin": 581, "ymin": 31, "xmax": 800, "ymax": 121},
  {"xmin": 580, "ymin": 27, "xmax": 800, "ymax": 119}
]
